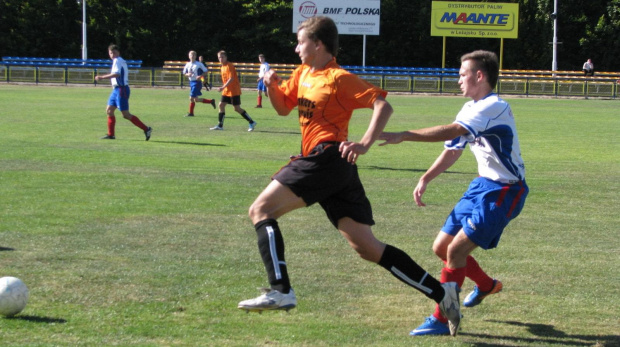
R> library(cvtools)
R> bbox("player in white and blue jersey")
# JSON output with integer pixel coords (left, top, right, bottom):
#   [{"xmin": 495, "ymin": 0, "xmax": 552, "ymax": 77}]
[
  {"xmin": 255, "ymin": 54, "xmax": 270, "ymax": 108},
  {"xmin": 379, "ymin": 50, "xmax": 528, "ymax": 336},
  {"xmin": 95, "ymin": 44, "xmax": 152, "ymax": 140},
  {"xmin": 183, "ymin": 51, "xmax": 215, "ymax": 117}
]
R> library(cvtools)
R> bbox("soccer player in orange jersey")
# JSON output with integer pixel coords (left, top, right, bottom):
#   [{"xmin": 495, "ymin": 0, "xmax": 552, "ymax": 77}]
[
  {"xmin": 237, "ymin": 16, "xmax": 461, "ymax": 337},
  {"xmin": 211, "ymin": 51, "xmax": 256, "ymax": 131}
]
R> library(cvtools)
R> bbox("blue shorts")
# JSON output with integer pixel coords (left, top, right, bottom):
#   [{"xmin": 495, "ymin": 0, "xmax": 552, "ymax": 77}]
[
  {"xmin": 257, "ymin": 79, "xmax": 267, "ymax": 92},
  {"xmin": 189, "ymin": 80, "xmax": 203, "ymax": 97},
  {"xmin": 108, "ymin": 86, "xmax": 130, "ymax": 111},
  {"xmin": 441, "ymin": 177, "xmax": 528, "ymax": 250}
]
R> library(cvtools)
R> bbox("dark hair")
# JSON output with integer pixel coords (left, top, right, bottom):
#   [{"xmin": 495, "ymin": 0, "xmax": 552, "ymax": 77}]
[
  {"xmin": 108, "ymin": 44, "xmax": 120, "ymax": 52},
  {"xmin": 461, "ymin": 50, "xmax": 499, "ymax": 89},
  {"xmin": 298, "ymin": 16, "xmax": 339, "ymax": 57}
]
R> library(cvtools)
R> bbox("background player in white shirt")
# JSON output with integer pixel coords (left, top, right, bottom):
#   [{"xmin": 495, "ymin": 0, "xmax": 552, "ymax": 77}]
[
  {"xmin": 379, "ymin": 50, "xmax": 529, "ymax": 336},
  {"xmin": 183, "ymin": 50, "xmax": 215, "ymax": 117},
  {"xmin": 255, "ymin": 54, "xmax": 270, "ymax": 108},
  {"xmin": 95, "ymin": 44, "xmax": 152, "ymax": 140}
]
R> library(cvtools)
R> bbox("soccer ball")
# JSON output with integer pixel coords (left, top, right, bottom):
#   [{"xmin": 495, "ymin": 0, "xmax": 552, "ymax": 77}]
[{"xmin": 0, "ymin": 276, "xmax": 29, "ymax": 317}]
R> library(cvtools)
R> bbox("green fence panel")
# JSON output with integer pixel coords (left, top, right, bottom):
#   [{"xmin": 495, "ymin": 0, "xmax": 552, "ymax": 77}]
[
  {"xmin": 38, "ymin": 67, "xmax": 66, "ymax": 83},
  {"xmin": 9, "ymin": 66, "xmax": 36, "ymax": 82},
  {"xmin": 67, "ymin": 68, "xmax": 94, "ymax": 84}
]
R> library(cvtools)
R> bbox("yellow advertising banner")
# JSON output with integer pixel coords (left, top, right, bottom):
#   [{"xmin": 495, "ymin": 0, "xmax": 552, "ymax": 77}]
[{"xmin": 431, "ymin": 1, "xmax": 519, "ymax": 38}]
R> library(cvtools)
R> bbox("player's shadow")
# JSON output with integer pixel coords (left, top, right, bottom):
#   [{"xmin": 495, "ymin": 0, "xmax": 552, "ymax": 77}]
[
  {"xmin": 0, "ymin": 246, "xmax": 15, "ymax": 251},
  {"xmin": 250, "ymin": 129, "xmax": 300, "ymax": 135},
  {"xmin": 365, "ymin": 165, "xmax": 473, "ymax": 175},
  {"xmin": 147, "ymin": 140, "xmax": 226, "ymax": 147},
  {"xmin": 460, "ymin": 320, "xmax": 620, "ymax": 347},
  {"xmin": 5, "ymin": 315, "xmax": 67, "ymax": 324}
]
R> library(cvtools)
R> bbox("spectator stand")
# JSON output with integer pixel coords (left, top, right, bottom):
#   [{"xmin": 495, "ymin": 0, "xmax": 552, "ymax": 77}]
[
  {"xmin": 2, "ymin": 57, "xmax": 619, "ymax": 98},
  {"xmin": 498, "ymin": 69, "xmax": 620, "ymax": 98},
  {"xmin": 162, "ymin": 61, "xmax": 298, "ymax": 89},
  {"xmin": 1, "ymin": 56, "xmax": 142, "ymax": 85}
]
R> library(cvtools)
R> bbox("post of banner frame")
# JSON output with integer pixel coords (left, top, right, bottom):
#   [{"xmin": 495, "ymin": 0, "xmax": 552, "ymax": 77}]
[
  {"xmin": 500, "ymin": 38, "xmax": 504, "ymax": 70},
  {"xmin": 442, "ymin": 36, "xmax": 446, "ymax": 70},
  {"xmin": 363, "ymin": 35, "xmax": 367, "ymax": 67}
]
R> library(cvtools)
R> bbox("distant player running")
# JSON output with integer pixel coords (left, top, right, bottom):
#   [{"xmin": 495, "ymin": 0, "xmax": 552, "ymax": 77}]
[
  {"xmin": 211, "ymin": 51, "xmax": 256, "ymax": 131},
  {"xmin": 237, "ymin": 16, "xmax": 461, "ymax": 337},
  {"xmin": 183, "ymin": 50, "xmax": 215, "ymax": 117},
  {"xmin": 95, "ymin": 44, "xmax": 152, "ymax": 141},
  {"xmin": 379, "ymin": 50, "xmax": 529, "ymax": 336}
]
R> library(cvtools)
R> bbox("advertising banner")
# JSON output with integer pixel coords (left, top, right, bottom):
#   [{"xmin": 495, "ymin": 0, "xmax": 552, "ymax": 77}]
[
  {"xmin": 431, "ymin": 1, "xmax": 519, "ymax": 39},
  {"xmin": 293, "ymin": 0, "xmax": 381, "ymax": 35}
]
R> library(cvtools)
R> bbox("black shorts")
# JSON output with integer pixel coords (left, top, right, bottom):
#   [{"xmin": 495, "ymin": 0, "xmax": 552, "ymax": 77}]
[
  {"xmin": 221, "ymin": 95, "xmax": 241, "ymax": 105},
  {"xmin": 272, "ymin": 142, "xmax": 374, "ymax": 228}
]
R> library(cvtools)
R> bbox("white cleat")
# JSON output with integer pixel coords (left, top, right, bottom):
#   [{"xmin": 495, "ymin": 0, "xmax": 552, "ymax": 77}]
[
  {"xmin": 248, "ymin": 121, "xmax": 257, "ymax": 132},
  {"xmin": 238, "ymin": 288, "xmax": 297, "ymax": 313},
  {"xmin": 438, "ymin": 282, "xmax": 461, "ymax": 336}
]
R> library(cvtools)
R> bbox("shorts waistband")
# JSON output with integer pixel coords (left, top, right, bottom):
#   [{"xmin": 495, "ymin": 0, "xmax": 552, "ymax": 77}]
[{"xmin": 309, "ymin": 141, "xmax": 340, "ymax": 155}]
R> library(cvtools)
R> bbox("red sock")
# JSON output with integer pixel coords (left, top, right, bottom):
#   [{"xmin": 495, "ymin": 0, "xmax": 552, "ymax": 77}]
[
  {"xmin": 190, "ymin": 102, "xmax": 196, "ymax": 114},
  {"xmin": 433, "ymin": 266, "xmax": 466, "ymax": 322},
  {"xmin": 129, "ymin": 115, "xmax": 148, "ymax": 131},
  {"xmin": 107, "ymin": 116, "xmax": 116, "ymax": 136},
  {"xmin": 257, "ymin": 95, "xmax": 262, "ymax": 106},
  {"xmin": 465, "ymin": 255, "xmax": 494, "ymax": 292},
  {"xmin": 201, "ymin": 99, "xmax": 212, "ymax": 104}
]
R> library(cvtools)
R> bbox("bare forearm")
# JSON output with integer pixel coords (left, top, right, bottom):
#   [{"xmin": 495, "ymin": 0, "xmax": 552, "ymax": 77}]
[
  {"xmin": 420, "ymin": 149, "xmax": 462, "ymax": 183},
  {"xmin": 402, "ymin": 124, "xmax": 466, "ymax": 142},
  {"xmin": 359, "ymin": 98, "xmax": 393, "ymax": 147}
]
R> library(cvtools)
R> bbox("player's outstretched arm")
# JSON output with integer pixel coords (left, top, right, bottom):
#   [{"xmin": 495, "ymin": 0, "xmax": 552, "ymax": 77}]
[
  {"xmin": 340, "ymin": 96, "xmax": 392, "ymax": 164},
  {"xmin": 379, "ymin": 123, "xmax": 468, "ymax": 145}
]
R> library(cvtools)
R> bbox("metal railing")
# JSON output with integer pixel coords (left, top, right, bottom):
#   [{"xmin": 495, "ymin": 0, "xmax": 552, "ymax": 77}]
[{"xmin": 1, "ymin": 64, "xmax": 618, "ymax": 99}]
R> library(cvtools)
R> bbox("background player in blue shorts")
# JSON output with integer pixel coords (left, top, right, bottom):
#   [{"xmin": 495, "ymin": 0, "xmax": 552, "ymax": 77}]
[
  {"xmin": 379, "ymin": 50, "xmax": 529, "ymax": 336},
  {"xmin": 183, "ymin": 50, "xmax": 216, "ymax": 117},
  {"xmin": 95, "ymin": 44, "xmax": 152, "ymax": 140},
  {"xmin": 255, "ymin": 54, "xmax": 269, "ymax": 108}
]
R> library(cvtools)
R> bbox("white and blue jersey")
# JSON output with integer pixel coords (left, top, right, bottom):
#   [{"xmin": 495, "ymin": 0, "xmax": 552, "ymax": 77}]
[
  {"xmin": 107, "ymin": 56, "xmax": 130, "ymax": 110},
  {"xmin": 183, "ymin": 61, "xmax": 207, "ymax": 81},
  {"xmin": 110, "ymin": 56, "xmax": 129, "ymax": 87},
  {"xmin": 445, "ymin": 93, "xmax": 525, "ymax": 184},
  {"xmin": 183, "ymin": 61, "xmax": 207, "ymax": 97}
]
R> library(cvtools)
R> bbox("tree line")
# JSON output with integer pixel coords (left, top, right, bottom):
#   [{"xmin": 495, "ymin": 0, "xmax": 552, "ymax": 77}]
[{"xmin": 1, "ymin": 0, "xmax": 618, "ymax": 71}]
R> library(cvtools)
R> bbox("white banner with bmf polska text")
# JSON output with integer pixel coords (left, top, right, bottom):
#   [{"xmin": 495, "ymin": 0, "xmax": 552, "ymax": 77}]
[{"xmin": 293, "ymin": 0, "xmax": 381, "ymax": 35}]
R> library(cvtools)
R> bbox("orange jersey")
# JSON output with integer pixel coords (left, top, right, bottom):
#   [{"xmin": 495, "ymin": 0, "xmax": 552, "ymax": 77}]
[
  {"xmin": 219, "ymin": 62, "xmax": 241, "ymax": 96},
  {"xmin": 278, "ymin": 59, "xmax": 387, "ymax": 156}
]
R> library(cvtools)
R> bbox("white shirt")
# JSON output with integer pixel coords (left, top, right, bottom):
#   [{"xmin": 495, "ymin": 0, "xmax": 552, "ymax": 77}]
[
  {"xmin": 110, "ymin": 56, "xmax": 129, "ymax": 87},
  {"xmin": 445, "ymin": 93, "xmax": 526, "ymax": 183},
  {"xmin": 183, "ymin": 61, "xmax": 208, "ymax": 81},
  {"xmin": 259, "ymin": 62, "xmax": 270, "ymax": 78}
]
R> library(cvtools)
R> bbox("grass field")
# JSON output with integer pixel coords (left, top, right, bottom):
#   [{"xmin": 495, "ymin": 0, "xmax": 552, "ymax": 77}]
[{"xmin": 1, "ymin": 84, "xmax": 618, "ymax": 346}]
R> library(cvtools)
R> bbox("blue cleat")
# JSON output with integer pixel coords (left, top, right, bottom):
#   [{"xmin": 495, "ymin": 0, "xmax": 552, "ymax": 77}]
[
  {"xmin": 410, "ymin": 316, "xmax": 450, "ymax": 336},
  {"xmin": 463, "ymin": 279, "xmax": 503, "ymax": 308}
]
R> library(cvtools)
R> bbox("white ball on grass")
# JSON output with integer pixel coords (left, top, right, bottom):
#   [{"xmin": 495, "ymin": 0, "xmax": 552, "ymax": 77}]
[{"xmin": 0, "ymin": 276, "xmax": 29, "ymax": 317}]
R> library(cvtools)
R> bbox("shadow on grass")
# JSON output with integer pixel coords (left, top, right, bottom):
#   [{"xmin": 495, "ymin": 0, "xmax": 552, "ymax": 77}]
[
  {"xmin": 7, "ymin": 315, "xmax": 67, "ymax": 324},
  {"xmin": 460, "ymin": 320, "xmax": 620, "ymax": 347},
  {"xmin": 147, "ymin": 140, "xmax": 227, "ymax": 146},
  {"xmin": 250, "ymin": 129, "xmax": 300, "ymax": 135},
  {"xmin": 0, "ymin": 246, "xmax": 15, "ymax": 251},
  {"xmin": 364, "ymin": 165, "xmax": 473, "ymax": 175}
]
